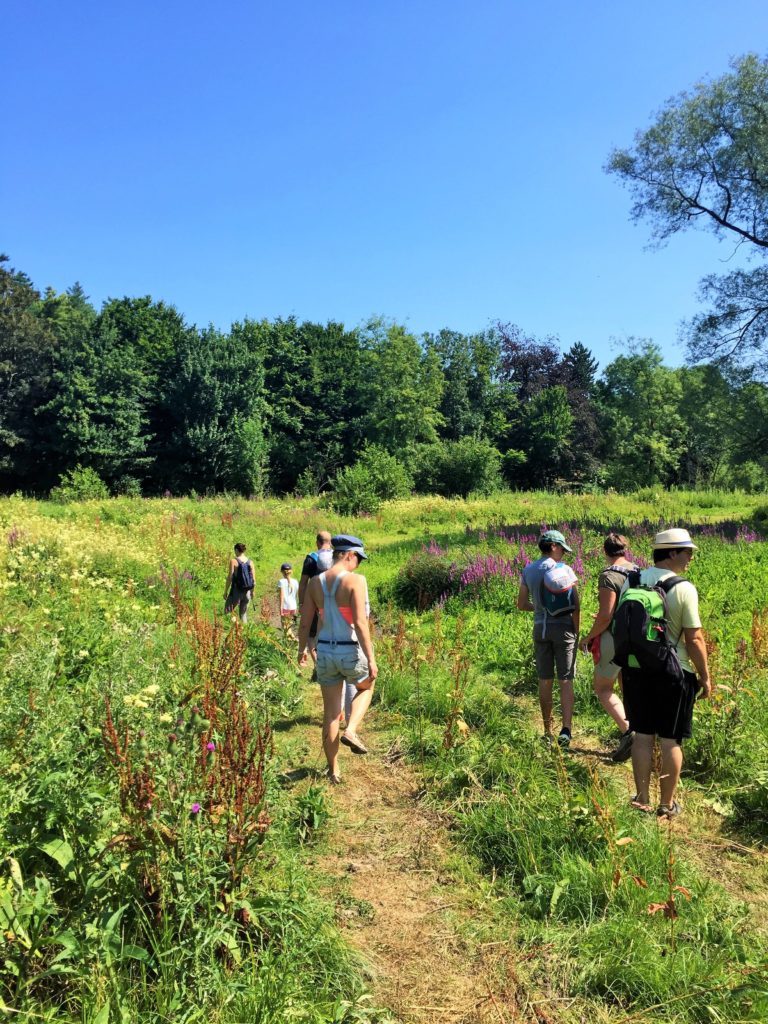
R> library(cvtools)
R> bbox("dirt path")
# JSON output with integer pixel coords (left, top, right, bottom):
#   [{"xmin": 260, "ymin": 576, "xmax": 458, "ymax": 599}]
[{"xmin": 280, "ymin": 686, "xmax": 543, "ymax": 1024}]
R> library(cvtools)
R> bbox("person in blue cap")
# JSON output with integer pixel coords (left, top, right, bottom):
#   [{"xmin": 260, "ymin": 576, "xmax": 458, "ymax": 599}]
[
  {"xmin": 517, "ymin": 529, "xmax": 580, "ymax": 747},
  {"xmin": 297, "ymin": 534, "xmax": 378, "ymax": 783}
]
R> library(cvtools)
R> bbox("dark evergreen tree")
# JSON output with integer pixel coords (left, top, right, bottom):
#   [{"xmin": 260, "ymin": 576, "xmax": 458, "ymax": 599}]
[{"xmin": 0, "ymin": 257, "xmax": 58, "ymax": 491}]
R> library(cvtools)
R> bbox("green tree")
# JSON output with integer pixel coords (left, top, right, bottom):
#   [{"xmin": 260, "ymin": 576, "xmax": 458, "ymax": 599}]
[
  {"xmin": 361, "ymin": 320, "xmax": 444, "ymax": 453},
  {"xmin": 677, "ymin": 364, "xmax": 735, "ymax": 486},
  {"xmin": 261, "ymin": 318, "xmax": 367, "ymax": 493},
  {"xmin": 0, "ymin": 258, "xmax": 57, "ymax": 490},
  {"xmin": 162, "ymin": 322, "xmax": 266, "ymax": 495},
  {"xmin": 40, "ymin": 298, "xmax": 152, "ymax": 488},
  {"xmin": 558, "ymin": 341, "xmax": 601, "ymax": 484},
  {"xmin": 597, "ymin": 342, "xmax": 685, "ymax": 488},
  {"xmin": 523, "ymin": 386, "xmax": 574, "ymax": 488},
  {"xmin": 607, "ymin": 54, "xmax": 768, "ymax": 371}
]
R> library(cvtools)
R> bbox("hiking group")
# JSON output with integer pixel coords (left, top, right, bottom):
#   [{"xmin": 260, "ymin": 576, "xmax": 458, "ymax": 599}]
[
  {"xmin": 224, "ymin": 531, "xmax": 378, "ymax": 785},
  {"xmin": 517, "ymin": 526, "xmax": 711, "ymax": 819},
  {"xmin": 225, "ymin": 522, "xmax": 711, "ymax": 814}
]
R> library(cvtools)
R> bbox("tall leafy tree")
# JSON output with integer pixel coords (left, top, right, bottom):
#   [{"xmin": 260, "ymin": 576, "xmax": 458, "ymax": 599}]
[
  {"xmin": 360, "ymin": 320, "xmax": 444, "ymax": 453},
  {"xmin": 520, "ymin": 385, "xmax": 574, "ymax": 487},
  {"xmin": 597, "ymin": 341, "xmax": 686, "ymax": 488},
  {"xmin": 162, "ymin": 322, "xmax": 267, "ymax": 494},
  {"xmin": 0, "ymin": 257, "xmax": 57, "ymax": 490},
  {"xmin": 39, "ymin": 289, "xmax": 153, "ymax": 488},
  {"xmin": 607, "ymin": 54, "xmax": 768, "ymax": 373}
]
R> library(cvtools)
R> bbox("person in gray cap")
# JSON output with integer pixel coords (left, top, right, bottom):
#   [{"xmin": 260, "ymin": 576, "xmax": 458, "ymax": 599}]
[
  {"xmin": 517, "ymin": 529, "xmax": 580, "ymax": 747},
  {"xmin": 297, "ymin": 534, "xmax": 378, "ymax": 783},
  {"xmin": 622, "ymin": 528, "xmax": 711, "ymax": 819}
]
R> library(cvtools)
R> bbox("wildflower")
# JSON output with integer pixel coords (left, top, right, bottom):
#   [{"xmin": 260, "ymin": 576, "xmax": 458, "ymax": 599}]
[
  {"xmin": 159, "ymin": 713, "xmax": 173, "ymax": 724},
  {"xmin": 77, "ymin": 649, "xmax": 89, "ymax": 659},
  {"xmin": 206, "ymin": 742, "xmax": 215, "ymax": 752},
  {"xmin": 190, "ymin": 803, "xmax": 201, "ymax": 814}
]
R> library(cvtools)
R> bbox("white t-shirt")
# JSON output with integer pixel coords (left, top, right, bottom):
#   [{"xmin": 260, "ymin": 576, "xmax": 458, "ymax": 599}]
[
  {"xmin": 278, "ymin": 577, "xmax": 299, "ymax": 612},
  {"xmin": 624, "ymin": 568, "xmax": 702, "ymax": 674}
]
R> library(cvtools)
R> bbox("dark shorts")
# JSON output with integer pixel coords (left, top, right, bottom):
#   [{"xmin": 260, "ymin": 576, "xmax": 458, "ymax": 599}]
[
  {"xmin": 623, "ymin": 668, "xmax": 700, "ymax": 742},
  {"xmin": 309, "ymin": 611, "xmax": 319, "ymax": 638},
  {"xmin": 533, "ymin": 619, "xmax": 577, "ymax": 681},
  {"xmin": 225, "ymin": 586, "xmax": 251, "ymax": 617}
]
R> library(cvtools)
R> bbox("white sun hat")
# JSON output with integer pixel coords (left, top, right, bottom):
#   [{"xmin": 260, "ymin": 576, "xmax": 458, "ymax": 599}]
[{"xmin": 652, "ymin": 528, "xmax": 698, "ymax": 550}]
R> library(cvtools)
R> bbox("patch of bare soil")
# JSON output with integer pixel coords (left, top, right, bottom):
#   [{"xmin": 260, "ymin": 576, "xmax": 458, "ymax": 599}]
[{"xmin": 290, "ymin": 690, "xmax": 545, "ymax": 1024}]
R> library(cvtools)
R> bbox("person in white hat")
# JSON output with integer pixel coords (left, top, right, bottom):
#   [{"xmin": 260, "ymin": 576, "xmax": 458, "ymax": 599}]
[{"xmin": 622, "ymin": 528, "xmax": 712, "ymax": 819}]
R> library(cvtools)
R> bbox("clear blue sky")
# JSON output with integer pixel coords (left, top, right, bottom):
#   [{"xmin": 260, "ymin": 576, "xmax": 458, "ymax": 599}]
[{"xmin": 3, "ymin": 1, "xmax": 767, "ymax": 368}]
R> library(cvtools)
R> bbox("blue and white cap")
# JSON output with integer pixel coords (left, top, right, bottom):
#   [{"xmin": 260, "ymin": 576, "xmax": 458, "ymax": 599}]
[{"xmin": 331, "ymin": 534, "xmax": 368, "ymax": 560}]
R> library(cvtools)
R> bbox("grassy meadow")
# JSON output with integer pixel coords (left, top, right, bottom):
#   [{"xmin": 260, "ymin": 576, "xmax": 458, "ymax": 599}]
[{"xmin": 0, "ymin": 489, "xmax": 766, "ymax": 1023}]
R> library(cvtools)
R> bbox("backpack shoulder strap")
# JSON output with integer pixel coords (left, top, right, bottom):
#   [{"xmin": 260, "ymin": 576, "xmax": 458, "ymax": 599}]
[
  {"xmin": 628, "ymin": 569, "xmax": 641, "ymax": 587},
  {"xmin": 658, "ymin": 575, "xmax": 685, "ymax": 594}
]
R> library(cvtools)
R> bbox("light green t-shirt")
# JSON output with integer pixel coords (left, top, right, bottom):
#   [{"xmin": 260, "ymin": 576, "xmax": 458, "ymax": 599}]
[{"xmin": 623, "ymin": 567, "xmax": 702, "ymax": 674}]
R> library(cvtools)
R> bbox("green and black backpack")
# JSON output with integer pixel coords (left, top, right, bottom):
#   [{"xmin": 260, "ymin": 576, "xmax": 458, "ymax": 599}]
[{"xmin": 611, "ymin": 570, "xmax": 685, "ymax": 683}]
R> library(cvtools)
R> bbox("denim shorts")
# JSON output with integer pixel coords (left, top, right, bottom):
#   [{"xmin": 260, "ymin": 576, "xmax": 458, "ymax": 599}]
[{"xmin": 316, "ymin": 645, "xmax": 370, "ymax": 687}]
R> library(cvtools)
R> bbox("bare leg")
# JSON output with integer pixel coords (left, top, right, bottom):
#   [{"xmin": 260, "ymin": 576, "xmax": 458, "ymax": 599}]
[
  {"xmin": 594, "ymin": 674, "xmax": 630, "ymax": 732},
  {"xmin": 346, "ymin": 684, "xmax": 374, "ymax": 737},
  {"xmin": 658, "ymin": 738, "xmax": 683, "ymax": 807},
  {"xmin": 631, "ymin": 733, "xmax": 655, "ymax": 806},
  {"xmin": 559, "ymin": 678, "xmax": 574, "ymax": 732},
  {"xmin": 538, "ymin": 678, "xmax": 554, "ymax": 735},
  {"xmin": 320, "ymin": 683, "xmax": 344, "ymax": 778}
]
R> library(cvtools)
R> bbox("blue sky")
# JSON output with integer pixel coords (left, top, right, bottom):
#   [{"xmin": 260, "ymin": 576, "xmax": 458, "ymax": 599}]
[{"xmin": 3, "ymin": 1, "xmax": 767, "ymax": 368}]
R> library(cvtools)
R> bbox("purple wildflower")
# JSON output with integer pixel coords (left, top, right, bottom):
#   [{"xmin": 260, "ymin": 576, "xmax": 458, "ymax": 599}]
[
  {"xmin": 190, "ymin": 803, "xmax": 201, "ymax": 814},
  {"xmin": 206, "ymin": 741, "xmax": 215, "ymax": 752}
]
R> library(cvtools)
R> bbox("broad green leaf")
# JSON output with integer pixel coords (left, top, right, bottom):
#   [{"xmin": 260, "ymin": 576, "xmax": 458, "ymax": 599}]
[
  {"xmin": 93, "ymin": 1000, "xmax": 110, "ymax": 1024},
  {"xmin": 39, "ymin": 836, "xmax": 75, "ymax": 872}
]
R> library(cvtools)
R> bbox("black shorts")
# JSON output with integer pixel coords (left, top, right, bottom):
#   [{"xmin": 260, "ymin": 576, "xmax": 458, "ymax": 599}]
[{"xmin": 623, "ymin": 668, "xmax": 700, "ymax": 742}]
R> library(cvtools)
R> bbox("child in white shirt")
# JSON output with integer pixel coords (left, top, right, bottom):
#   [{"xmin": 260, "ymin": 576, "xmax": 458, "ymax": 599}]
[{"xmin": 277, "ymin": 563, "xmax": 300, "ymax": 640}]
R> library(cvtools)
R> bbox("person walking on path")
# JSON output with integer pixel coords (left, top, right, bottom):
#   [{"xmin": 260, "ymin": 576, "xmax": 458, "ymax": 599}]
[
  {"xmin": 224, "ymin": 543, "xmax": 255, "ymax": 624},
  {"xmin": 297, "ymin": 534, "xmax": 377, "ymax": 783},
  {"xmin": 621, "ymin": 528, "xmax": 712, "ymax": 819},
  {"xmin": 298, "ymin": 531, "xmax": 334, "ymax": 677},
  {"xmin": 517, "ymin": 529, "xmax": 580, "ymax": 747},
  {"xmin": 277, "ymin": 562, "xmax": 300, "ymax": 641},
  {"xmin": 580, "ymin": 533, "xmax": 637, "ymax": 763}
]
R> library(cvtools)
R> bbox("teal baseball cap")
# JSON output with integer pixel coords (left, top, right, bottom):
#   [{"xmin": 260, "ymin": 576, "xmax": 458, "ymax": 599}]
[{"xmin": 540, "ymin": 529, "xmax": 573, "ymax": 553}]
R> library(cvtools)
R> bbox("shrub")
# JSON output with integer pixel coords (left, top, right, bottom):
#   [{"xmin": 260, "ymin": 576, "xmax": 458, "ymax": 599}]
[
  {"xmin": 114, "ymin": 475, "xmax": 142, "ymax": 498},
  {"xmin": 49, "ymin": 466, "xmax": 109, "ymax": 503},
  {"xmin": 412, "ymin": 438, "xmax": 503, "ymax": 498},
  {"xmin": 392, "ymin": 546, "xmax": 458, "ymax": 609},
  {"xmin": 329, "ymin": 445, "xmax": 412, "ymax": 515}
]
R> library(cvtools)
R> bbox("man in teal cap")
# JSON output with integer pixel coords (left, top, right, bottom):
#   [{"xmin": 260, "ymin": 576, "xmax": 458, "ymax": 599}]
[{"xmin": 517, "ymin": 529, "xmax": 580, "ymax": 747}]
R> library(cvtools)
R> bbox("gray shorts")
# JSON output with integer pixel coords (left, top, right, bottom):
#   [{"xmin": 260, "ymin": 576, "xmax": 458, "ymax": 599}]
[
  {"xmin": 316, "ymin": 645, "xmax": 370, "ymax": 687},
  {"xmin": 533, "ymin": 619, "xmax": 577, "ymax": 681},
  {"xmin": 595, "ymin": 631, "xmax": 621, "ymax": 681}
]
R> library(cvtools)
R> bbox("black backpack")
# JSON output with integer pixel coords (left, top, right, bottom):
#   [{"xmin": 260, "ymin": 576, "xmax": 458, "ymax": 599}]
[
  {"xmin": 611, "ymin": 570, "xmax": 685, "ymax": 683},
  {"xmin": 234, "ymin": 559, "xmax": 254, "ymax": 591}
]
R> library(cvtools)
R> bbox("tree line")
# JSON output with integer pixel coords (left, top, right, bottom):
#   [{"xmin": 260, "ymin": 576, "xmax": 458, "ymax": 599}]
[{"xmin": 1, "ymin": 255, "xmax": 767, "ymax": 500}]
